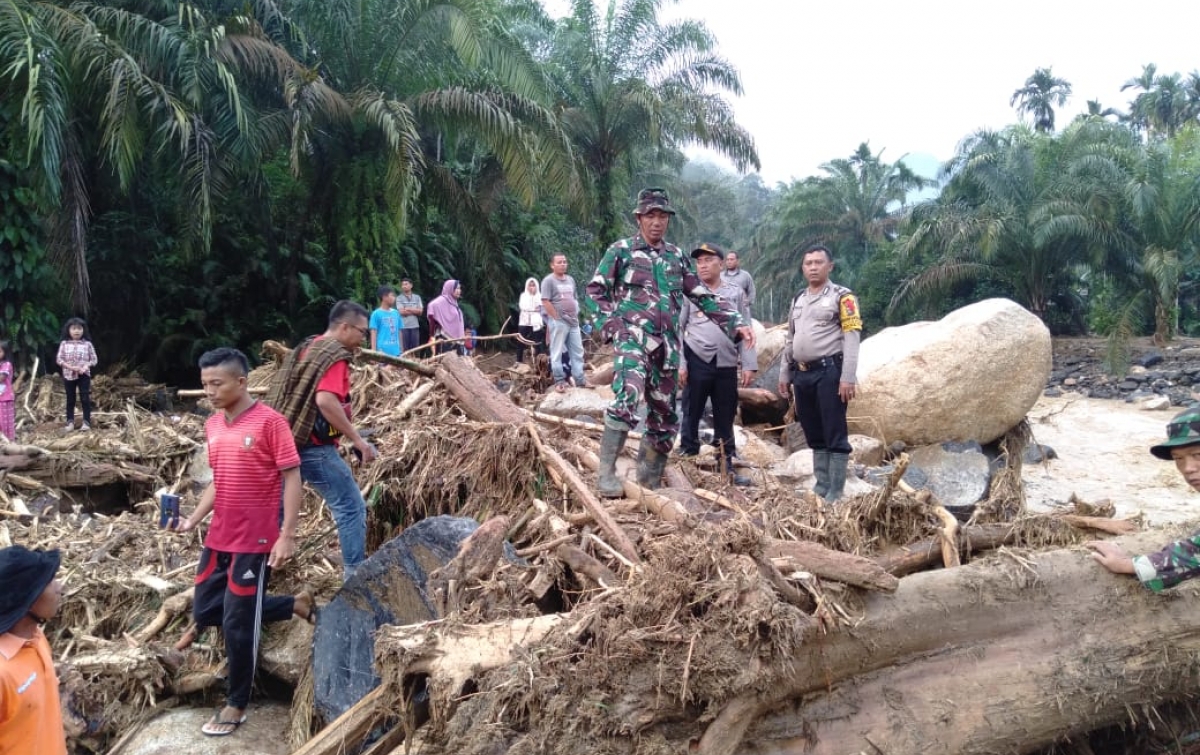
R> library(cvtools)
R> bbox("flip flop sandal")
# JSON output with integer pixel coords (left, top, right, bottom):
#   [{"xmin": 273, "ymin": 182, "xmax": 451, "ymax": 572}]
[{"xmin": 201, "ymin": 712, "xmax": 247, "ymax": 737}]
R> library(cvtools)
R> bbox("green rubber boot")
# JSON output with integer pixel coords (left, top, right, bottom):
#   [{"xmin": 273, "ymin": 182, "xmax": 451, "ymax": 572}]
[
  {"xmin": 812, "ymin": 449, "xmax": 831, "ymax": 499},
  {"xmin": 636, "ymin": 441, "xmax": 668, "ymax": 490},
  {"xmin": 597, "ymin": 425, "xmax": 629, "ymax": 498},
  {"xmin": 826, "ymin": 452, "xmax": 850, "ymax": 503}
]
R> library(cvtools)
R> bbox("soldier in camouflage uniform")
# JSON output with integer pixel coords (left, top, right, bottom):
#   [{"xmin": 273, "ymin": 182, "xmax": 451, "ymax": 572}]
[
  {"xmin": 586, "ymin": 188, "xmax": 756, "ymax": 496},
  {"xmin": 1088, "ymin": 407, "xmax": 1200, "ymax": 590}
]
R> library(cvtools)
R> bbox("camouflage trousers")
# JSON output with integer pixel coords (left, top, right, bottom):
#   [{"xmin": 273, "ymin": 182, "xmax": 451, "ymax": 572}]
[{"xmin": 606, "ymin": 337, "xmax": 679, "ymax": 455}]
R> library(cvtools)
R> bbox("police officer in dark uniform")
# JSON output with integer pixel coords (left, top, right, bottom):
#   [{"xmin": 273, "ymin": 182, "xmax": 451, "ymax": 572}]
[{"xmin": 776, "ymin": 244, "xmax": 862, "ymax": 502}]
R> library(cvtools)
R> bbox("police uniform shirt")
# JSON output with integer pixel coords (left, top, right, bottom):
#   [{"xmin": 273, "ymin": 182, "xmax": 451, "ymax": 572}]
[
  {"xmin": 782, "ymin": 283, "xmax": 862, "ymax": 384},
  {"xmin": 679, "ymin": 280, "xmax": 757, "ymax": 371}
]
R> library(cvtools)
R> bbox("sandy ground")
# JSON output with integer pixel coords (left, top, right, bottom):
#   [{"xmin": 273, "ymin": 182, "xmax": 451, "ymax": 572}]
[{"xmin": 1023, "ymin": 393, "xmax": 1199, "ymax": 525}]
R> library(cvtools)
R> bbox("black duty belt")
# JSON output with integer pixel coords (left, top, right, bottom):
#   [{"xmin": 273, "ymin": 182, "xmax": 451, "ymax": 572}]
[{"xmin": 795, "ymin": 353, "xmax": 842, "ymax": 372}]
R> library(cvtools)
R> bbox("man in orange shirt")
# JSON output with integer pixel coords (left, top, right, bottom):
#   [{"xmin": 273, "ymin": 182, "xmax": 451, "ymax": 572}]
[{"xmin": 0, "ymin": 546, "xmax": 67, "ymax": 755}]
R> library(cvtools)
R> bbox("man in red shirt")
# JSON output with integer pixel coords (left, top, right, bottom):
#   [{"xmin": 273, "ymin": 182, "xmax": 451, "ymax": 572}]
[
  {"xmin": 266, "ymin": 300, "xmax": 378, "ymax": 580},
  {"xmin": 172, "ymin": 347, "xmax": 315, "ymax": 736},
  {"xmin": 0, "ymin": 546, "xmax": 67, "ymax": 754}
]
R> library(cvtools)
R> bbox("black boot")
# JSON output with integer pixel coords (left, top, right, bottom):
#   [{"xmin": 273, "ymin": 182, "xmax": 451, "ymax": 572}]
[
  {"xmin": 597, "ymin": 424, "xmax": 629, "ymax": 498},
  {"xmin": 636, "ymin": 440, "xmax": 668, "ymax": 489},
  {"xmin": 826, "ymin": 452, "xmax": 850, "ymax": 502}
]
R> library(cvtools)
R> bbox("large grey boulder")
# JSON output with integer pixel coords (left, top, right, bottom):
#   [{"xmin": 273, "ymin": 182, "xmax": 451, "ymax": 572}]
[
  {"xmin": 849, "ymin": 299, "xmax": 1051, "ymax": 445},
  {"xmin": 118, "ymin": 703, "xmax": 292, "ymax": 755},
  {"xmin": 906, "ymin": 442, "xmax": 992, "ymax": 509}
]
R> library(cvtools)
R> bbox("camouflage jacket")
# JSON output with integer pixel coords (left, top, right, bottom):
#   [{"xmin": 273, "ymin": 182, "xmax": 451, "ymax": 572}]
[
  {"xmin": 585, "ymin": 234, "xmax": 745, "ymax": 368},
  {"xmin": 1133, "ymin": 534, "xmax": 1200, "ymax": 592}
]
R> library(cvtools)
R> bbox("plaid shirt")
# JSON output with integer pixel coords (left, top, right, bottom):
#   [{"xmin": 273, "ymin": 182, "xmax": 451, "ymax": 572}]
[{"xmin": 57, "ymin": 339, "xmax": 97, "ymax": 381}]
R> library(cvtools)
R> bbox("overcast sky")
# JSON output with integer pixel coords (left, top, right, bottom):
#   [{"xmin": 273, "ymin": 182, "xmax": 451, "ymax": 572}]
[{"xmin": 541, "ymin": 0, "xmax": 1200, "ymax": 185}]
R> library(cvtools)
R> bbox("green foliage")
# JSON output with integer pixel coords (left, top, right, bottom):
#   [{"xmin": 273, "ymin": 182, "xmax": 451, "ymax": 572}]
[{"xmin": 0, "ymin": 101, "xmax": 60, "ymax": 367}]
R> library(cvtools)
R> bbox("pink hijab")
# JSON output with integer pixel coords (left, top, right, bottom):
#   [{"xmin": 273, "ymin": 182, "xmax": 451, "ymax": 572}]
[{"xmin": 427, "ymin": 279, "xmax": 464, "ymax": 339}]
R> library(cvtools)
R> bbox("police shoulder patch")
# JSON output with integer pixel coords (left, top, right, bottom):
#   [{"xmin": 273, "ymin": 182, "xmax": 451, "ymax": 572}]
[{"xmin": 839, "ymin": 294, "xmax": 863, "ymax": 332}]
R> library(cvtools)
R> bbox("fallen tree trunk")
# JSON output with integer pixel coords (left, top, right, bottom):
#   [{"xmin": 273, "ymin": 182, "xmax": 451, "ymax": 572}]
[
  {"xmin": 370, "ymin": 531, "xmax": 1200, "ymax": 755},
  {"xmin": 436, "ymin": 353, "xmax": 527, "ymax": 425}
]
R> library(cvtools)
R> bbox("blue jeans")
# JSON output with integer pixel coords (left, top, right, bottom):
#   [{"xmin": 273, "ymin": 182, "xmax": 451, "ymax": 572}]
[
  {"xmin": 548, "ymin": 319, "xmax": 585, "ymax": 383},
  {"xmin": 299, "ymin": 444, "xmax": 366, "ymax": 579}
]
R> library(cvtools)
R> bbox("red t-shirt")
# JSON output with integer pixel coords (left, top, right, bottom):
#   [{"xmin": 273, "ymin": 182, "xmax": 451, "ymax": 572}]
[
  {"xmin": 303, "ymin": 338, "xmax": 352, "ymax": 446},
  {"xmin": 203, "ymin": 401, "xmax": 301, "ymax": 553}
]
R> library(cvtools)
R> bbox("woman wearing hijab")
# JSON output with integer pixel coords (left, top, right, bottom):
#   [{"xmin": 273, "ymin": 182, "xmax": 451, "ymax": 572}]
[
  {"xmin": 427, "ymin": 280, "xmax": 466, "ymax": 354},
  {"xmin": 516, "ymin": 277, "xmax": 546, "ymax": 363}
]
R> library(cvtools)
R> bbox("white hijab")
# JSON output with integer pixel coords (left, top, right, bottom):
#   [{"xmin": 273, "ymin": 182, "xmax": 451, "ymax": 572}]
[{"xmin": 518, "ymin": 278, "xmax": 544, "ymax": 330}]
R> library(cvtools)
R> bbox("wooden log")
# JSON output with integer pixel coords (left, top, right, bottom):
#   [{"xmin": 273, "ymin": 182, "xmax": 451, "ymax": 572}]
[
  {"xmin": 570, "ymin": 445, "xmax": 695, "ymax": 526},
  {"xmin": 15, "ymin": 459, "xmax": 157, "ymax": 487},
  {"xmin": 718, "ymin": 531, "xmax": 1200, "ymax": 755},
  {"xmin": 764, "ymin": 540, "xmax": 899, "ymax": 593},
  {"xmin": 931, "ymin": 506, "xmax": 962, "ymax": 568},
  {"xmin": 1057, "ymin": 513, "xmax": 1139, "ymax": 535},
  {"xmin": 874, "ymin": 524, "xmax": 1017, "ymax": 577},
  {"xmin": 436, "ymin": 353, "xmax": 527, "ymax": 425},
  {"xmin": 396, "ymin": 381, "xmax": 437, "ymax": 419},
  {"xmin": 528, "ymin": 428, "xmax": 641, "ymax": 565},
  {"xmin": 357, "ymin": 348, "xmax": 437, "ymax": 377},
  {"xmin": 290, "ymin": 687, "xmax": 385, "ymax": 755},
  {"xmin": 133, "ymin": 587, "xmax": 194, "ymax": 643}
]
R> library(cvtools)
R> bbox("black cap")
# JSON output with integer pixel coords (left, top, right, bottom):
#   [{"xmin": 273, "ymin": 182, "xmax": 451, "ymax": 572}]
[
  {"xmin": 691, "ymin": 242, "xmax": 726, "ymax": 260},
  {"xmin": 0, "ymin": 546, "xmax": 61, "ymax": 634}
]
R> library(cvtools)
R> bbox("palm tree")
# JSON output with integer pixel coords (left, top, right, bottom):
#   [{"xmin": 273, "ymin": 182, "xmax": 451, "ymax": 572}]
[
  {"xmin": 544, "ymin": 0, "xmax": 759, "ymax": 242},
  {"xmin": 1010, "ymin": 67, "xmax": 1072, "ymax": 133},
  {"xmin": 0, "ymin": 0, "xmax": 333, "ymax": 309},
  {"xmin": 1117, "ymin": 128, "xmax": 1200, "ymax": 343},
  {"xmin": 756, "ymin": 143, "xmax": 928, "ymax": 303},
  {"xmin": 285, "ymin": 0, "xmax": 584, "ymax": 322},
  {"xmin": 1122, "ymin": 64, "xmax": 1199, "ymax": 140},
  {"xmin": 891, "ymin": 124, "xmax": 1116, "ymax": 328}
]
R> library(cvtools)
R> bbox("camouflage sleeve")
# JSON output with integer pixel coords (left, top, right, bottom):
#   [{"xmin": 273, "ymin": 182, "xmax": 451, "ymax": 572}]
[
  {"xmin": 585, "ymin": 243, "xmax": 624, "ymax": 338},
  {"xmin": 683, "ymin": 265, "xmax": 743, "ymax": 339},
  {"xmin": 1132, "ymin": 533, "xmax": 1200, "ymax": 592}
]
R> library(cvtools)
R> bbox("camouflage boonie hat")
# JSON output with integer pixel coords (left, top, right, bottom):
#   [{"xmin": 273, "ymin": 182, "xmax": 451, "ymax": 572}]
[
  {"xmin": 1150, "ymin": 407, "xmax": 1200, "ymax": 459},
  {"xmin": 691, "ymin": 242, "xmax": 725, "ymax": 260},
  {"xmin": 633, "ymin": 187, "xmax": 675, "ymax": 216}
]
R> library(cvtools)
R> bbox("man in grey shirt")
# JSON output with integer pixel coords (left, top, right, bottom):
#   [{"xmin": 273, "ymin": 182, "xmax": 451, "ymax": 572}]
[
  {"xmin": 721, "ymin": 251, "xmax": 756, "ymax": 318},
  {"xmin": 541, "ymin": 253, "xmax": 587, "ymax": 390},
  {"xmin": 396, "ymin": 278, "xmax": 423, "ymax": 353},
  {"xmin": 679, "ymin": 243, "xmax": 757, "ymax": 485}
]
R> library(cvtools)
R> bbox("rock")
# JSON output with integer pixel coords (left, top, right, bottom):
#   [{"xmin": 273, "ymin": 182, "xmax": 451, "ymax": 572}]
[
  {"xmin": 906, "ymin": 442, "xmax": 992, "ymax": 509},
  {"xmin": 589, "ymin": 361, "xmax": 615, "ymax": 386},
  {"xmin": 735, "ymin": 427, "xmax": 788, "ymax": 467},
  {"xmin": 752, "ymin": 322, "xmax": 788, "ymax": 374},
  {"xmin": 118, "ymin": 702, "xmax": 293, "ymax": 755},
  {"xmin": 849, "ymin": 299, "xmax": 1051, "ymax": 445},
  {"xmin": 782, "ymin": 423, "xmax": 809, "ymax": 454},
  {"xmin": 1140, "ymin": 395, "xmax": 1172, "ymax": 411},
  {"xmin": 1022, "ymin": 443, "xmax": 1058, "ymax": 464},
  {"xmin": 1044, "ymin": 387, "xmax": 1063, "ymax": 398},
  {"xmin": 849, "ymin": 434, "xmax": 885, "ymax": 467},
  {"xmin": 537, "ymin": 386, "xmax": 611, "ymax": 419},
  {"xmin": 771, "ymin": 449, "xmax": 814, "ymax": 480},
  {"xmin": 1063, "ymin": 377, "xmax": 1078, "ymax": 386},
  {"xmin": 1137, "ymin": 352, "xmax": 1164, "ymax": 368},
  {"xmin": 312, "ymin": 516, "xmax": 516, "ymax": 721},
  {"xmin": 842, "ymin": 474, "xmax": 878, "ymax": 499},
  {"xmin": 260, "ymin": 619, "xmax": 312, "ymax": 685}
]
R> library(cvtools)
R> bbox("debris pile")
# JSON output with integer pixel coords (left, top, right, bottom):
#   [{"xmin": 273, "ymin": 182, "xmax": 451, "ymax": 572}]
[{"xmin": 0, "ymin": 349, "xmax": 1176, "ymax": 755}]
